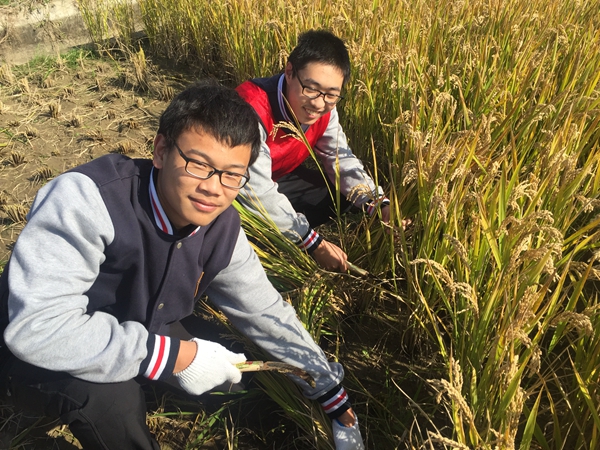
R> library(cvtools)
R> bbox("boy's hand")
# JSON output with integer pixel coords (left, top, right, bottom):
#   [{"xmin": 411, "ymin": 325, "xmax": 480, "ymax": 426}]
[
  {"xmin": 336, "ymin": 409, "xmax": 357, "ymax": 426},
  {"xmin": 381, "ymin": 204, "xmax": 391, "ymax": 224},
  {"xmin": 174, "ymin": 338, "xmax": 246, "ymax": 395},
  {"xmin": 312, "ymin": 239, "xmax": 348, "ymax": 272},
  {"xmin": 380, "ymin": 205, "xmax": 413, "ymax": 236}
]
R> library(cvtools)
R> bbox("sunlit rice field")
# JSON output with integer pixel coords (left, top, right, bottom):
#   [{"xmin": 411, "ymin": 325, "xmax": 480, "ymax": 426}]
[{"xmin": 10, "ymin": 0, "xmax": 600, "ymax": 448}]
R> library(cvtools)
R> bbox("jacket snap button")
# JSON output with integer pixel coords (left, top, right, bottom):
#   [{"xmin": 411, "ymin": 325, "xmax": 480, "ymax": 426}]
[
  {"xmin": 176, "ymin": 242, "xmax": 182, "ymax": 249},
  {"xmin": 157, "ymin": 303, "xmax": 164, "ymax": 310}
]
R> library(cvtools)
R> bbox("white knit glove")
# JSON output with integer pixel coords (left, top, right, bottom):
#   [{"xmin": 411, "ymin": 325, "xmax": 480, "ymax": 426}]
[
  {"xmin": 173, "ymin": 338, "xmax": 246, "ymax": 395},
  {"xmin": 333, "ymin": 417, "xmax": 365, "ymax": 450}
]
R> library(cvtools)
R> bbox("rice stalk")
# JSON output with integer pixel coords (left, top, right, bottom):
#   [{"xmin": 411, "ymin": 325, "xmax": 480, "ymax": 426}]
[
  {"xmin": 8, "ymin": 151, "xmax": 26, "ymax": 166},
  {"xmin": 2, "ymin": 204, "xmax": 28, "ymax": 224},
  {"xmin": 68, "ymin": 115, "xmax": 83, "ymax": 128},
  {"xmin": 199, "ymin": 301, "xmax": 334, "ymax": 449},
  {"xmin": 31, "ymin": 167, "xmax": 54, "ymax": 183},
  {"xmin": 115, "ymin": 140, "xmax": 135, "ymax": 154},
  {"xmin": 0, "ymin": 64, "xmax": 15, "ymax": 85},
  {"xmin": 48, "ymin": 102, "xmax": 61, "ymax": 119}
]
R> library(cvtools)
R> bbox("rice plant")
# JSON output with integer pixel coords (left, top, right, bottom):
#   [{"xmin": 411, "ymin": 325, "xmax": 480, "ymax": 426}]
[{"xmin": 76, "ymin": 0, "xmax": 137, "ymax": 49}]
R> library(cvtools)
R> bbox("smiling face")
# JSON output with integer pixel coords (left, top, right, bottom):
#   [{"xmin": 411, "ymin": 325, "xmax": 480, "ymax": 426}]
[
  {"xmin": 284, "ymin": 61, "xmax": 344, "ymax": 126},
  {"xmin": 152, "ymin": 128, "xmax": 251, "ymax": 229}
]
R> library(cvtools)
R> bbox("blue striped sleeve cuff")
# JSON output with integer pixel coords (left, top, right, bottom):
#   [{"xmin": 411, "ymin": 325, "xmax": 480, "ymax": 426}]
[
  {"xmin": 140, "ymin": 334, "xmax": 180, "ymax": 381},
  {"xmin": 298, "ymin": 228, "xmax": 323, "ymax": 254},
  {"xmin": 317, "ymin": 385, "xmax": 352, "ymax": 419},
  {"xmin": 365, "ymin": 196, "xmax": 390, "ymax": 216}
]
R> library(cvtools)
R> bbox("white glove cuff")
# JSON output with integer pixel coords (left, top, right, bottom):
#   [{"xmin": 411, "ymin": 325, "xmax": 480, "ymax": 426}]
[{"xmin": 173, "ymin": 344, "xmax": 204, "ymax": 385}]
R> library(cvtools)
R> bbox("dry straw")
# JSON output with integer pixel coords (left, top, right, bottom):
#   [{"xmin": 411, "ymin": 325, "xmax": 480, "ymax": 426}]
[
  {"xmin": 48, "ymin": 102, "xmax": 61, "ymax": 119},
  {"xmin": 2, "ymin": 204, "xmax": 28, "ymax": 224},
  {"xmin": 32, "ymin": 167, "xmax": 54, "ymax": 183},
  {"xmin": 115, "ymin": 140, "xmax": 135, "ymax": 154},
  {"xmin": 8, "ymin": 151, "xmax": 26, "ymax": 166}
]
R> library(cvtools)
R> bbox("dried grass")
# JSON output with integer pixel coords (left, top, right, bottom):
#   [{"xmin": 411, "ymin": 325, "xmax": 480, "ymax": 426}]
[
  {"xmin": 41, "ymin": 77, "xmax": 55, "ymax": 89},
  {"xmin": 31, "ymin": 167, "xmax": 54, "ymax": 183},
  {"xmin": 81, "ymin": 129, "xmax": 105, "ymax": 142},
  {"xmin": 119, "ymin": 118, "xmax": 140, "ymax": 131},
  {"xmin": 2, "ymin": 204, "xmax": 28, "ymax": 224},
  {"xmin": 115, "ymin": 140, "xmax": 135, "ymax": 154},
  {"xmin": 18, "ymin": 77, "xmax": 30, "ymax": 94},
  {"xmin": 62, "ymin": 86, "xmax": 75, "ymax": 98},
  {"xmin": 156, "ymin": 85, "xmax": 174, "ymax": 102},
  {"xmin": 48, "ymin": 102, "xmax": 61, "ymax": 118},
  {"xmin": 68, "ymin": 115, "xmax": 84, "ymax": 128},
  {"xmin": 8, "ymin": 151, "xmax": 26, "ymax": 166},
  {"xmin": 0, "ymin": 64, "xmax": 16, "ymax": 85}
]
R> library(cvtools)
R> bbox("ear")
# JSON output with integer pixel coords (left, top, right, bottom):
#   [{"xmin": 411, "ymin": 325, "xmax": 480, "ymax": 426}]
[
  {"xmin": 153, "ymin": 134, "xmax": 167, "ymax": 169},
  {"xmin": 284, "ymin": 62, "xmax": 294, "ymax": 82}
]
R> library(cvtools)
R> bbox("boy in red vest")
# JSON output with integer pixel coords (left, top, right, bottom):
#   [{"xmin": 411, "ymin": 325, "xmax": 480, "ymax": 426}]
[{"xmin": 236, "ymin": 29, "xmax": 391, "ymax": 272}]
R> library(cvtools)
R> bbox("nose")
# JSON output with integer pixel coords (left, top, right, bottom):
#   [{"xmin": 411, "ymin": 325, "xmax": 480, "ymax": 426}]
[
  {"xmin": 197, "ymin": 172, "xmax": 222, "ymax": 194},
  {"xmin": 309, "ymin": 94, "xmax": 326, "ymax": 109}
]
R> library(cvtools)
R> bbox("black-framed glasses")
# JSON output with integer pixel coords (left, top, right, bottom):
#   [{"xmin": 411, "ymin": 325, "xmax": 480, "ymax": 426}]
[
  {"xmin": 175, "ymin": 143, "xmax": 250, "ymax": 189},
  {"xmin": 296, "ymin": 74, "xmax": 344, "ymax": 105}
]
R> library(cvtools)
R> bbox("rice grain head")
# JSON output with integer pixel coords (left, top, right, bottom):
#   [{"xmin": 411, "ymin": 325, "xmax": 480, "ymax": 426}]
[{"xmin": 551, "ymin": 311, "xmax": 594, "ymax": 337}]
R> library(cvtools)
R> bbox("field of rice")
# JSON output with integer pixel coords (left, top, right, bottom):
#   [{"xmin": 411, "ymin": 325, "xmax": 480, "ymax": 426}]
[{"xmin": 1, "ymin": 0, "xmax": 599, "ymax": 448}]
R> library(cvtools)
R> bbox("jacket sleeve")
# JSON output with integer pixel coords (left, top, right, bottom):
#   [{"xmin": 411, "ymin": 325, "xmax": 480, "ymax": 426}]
[
  {"xmin": 314, "ymin": 108, "xmax": 385, "ymax": 207},
  {"xmin": 3, "ymin": 173, "xmax": 174, "ymax": 383},
  {"xmin": 237, "ymin": 126, "xmax": 317, "ymax": 247},
  {"xmin": 205, "ymin": 228, "xmax": 344, "ymax": 399}
]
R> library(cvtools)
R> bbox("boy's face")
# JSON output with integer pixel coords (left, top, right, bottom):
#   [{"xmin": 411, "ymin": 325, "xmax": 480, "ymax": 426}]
[
  {"xmin": 153, "ymin": 128, "xmax": 251, "ymax": 229},
  {"xmin": 284, "ymin": 61, "xmax": 344, "ymax": 126}
]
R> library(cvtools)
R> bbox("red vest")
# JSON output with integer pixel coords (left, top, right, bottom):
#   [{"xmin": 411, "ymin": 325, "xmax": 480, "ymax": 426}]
[{"xmin": 236, "ymin": 79, "xmax": 330, "ymax": 181}]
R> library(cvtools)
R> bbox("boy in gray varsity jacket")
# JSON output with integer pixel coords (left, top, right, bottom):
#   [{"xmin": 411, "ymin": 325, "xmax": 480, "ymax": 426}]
[{"xmin": 0, "ymin": 81, "xmax": 364, "ymax": 449}]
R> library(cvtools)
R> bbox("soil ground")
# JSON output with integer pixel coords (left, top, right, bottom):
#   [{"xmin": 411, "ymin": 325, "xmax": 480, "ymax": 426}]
[{"xmin": 0, "ymin": 48, "xmax": 192, "ymax": 265}]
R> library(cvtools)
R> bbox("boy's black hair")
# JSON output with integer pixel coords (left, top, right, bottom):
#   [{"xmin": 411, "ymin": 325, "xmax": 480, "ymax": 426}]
[
  {"xmin": 287, "ymin": 29, "xmax": 351, "ymax": 85},
  {"xmin": 157, "ymin": 80, "xmax": 261, "ymax": 166}
]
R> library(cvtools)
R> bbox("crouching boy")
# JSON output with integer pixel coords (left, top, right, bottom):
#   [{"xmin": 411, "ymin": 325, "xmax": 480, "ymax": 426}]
[{"xmin": 0, "ymin": 81, "xmax": 364, "ymax": 449}]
